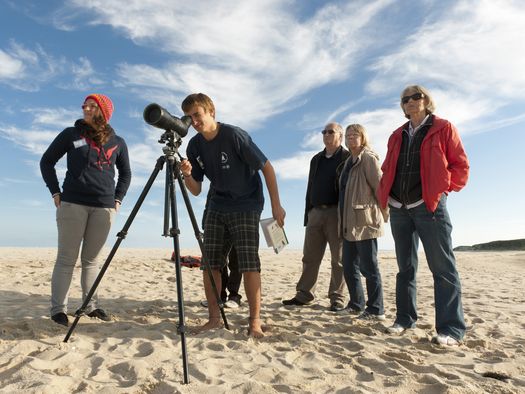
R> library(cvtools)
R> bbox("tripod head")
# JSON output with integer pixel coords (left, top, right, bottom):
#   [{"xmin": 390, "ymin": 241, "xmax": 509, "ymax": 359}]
[{"xmin": 159, "ymin": 130, "xmax": 183, "ymax": 162}]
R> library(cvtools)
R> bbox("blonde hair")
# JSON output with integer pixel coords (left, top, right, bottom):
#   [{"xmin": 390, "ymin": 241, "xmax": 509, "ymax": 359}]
[
  {"xmin": 400, "ymin": 85, "xmax": 436, "ymax": 119},
  {"xmin": 345, "ymin": 124, "xmax": 369, "ymax": 148}
]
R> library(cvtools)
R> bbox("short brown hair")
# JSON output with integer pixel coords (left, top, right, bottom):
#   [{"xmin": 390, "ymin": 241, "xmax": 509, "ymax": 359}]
[
  {"xmin": 181, "ymin": 93, "xmax": 215, "ymax": 116},
  {"xmin": 400, "ymin": 85, "xmax": 436, "ymax": 119}
]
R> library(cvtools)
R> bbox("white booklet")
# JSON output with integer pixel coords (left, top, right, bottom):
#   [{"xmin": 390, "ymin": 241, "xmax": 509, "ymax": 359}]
[{"xmin": 259, "ymin": 217, "xmax": 289, "ymax": 254}]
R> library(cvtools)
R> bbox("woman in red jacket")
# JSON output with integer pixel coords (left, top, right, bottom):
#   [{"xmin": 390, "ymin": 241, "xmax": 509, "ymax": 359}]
[{"xmin": 377, "ymin": 85, "xmax": 469, "ymax": 346}]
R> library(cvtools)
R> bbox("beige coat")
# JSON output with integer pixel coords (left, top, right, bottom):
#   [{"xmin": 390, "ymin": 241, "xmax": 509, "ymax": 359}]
[{"xmin": 339, "ymin": 147, "xmax": 389, "ymax": 241}]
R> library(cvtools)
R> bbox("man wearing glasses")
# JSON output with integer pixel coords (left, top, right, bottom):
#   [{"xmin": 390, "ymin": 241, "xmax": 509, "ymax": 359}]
[{"xmin": 283, "ymin": 123, "xmax": 350, "ymax": 311}]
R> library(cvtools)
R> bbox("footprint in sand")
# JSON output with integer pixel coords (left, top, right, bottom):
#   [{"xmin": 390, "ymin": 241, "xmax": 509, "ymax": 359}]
[{"xmin": 134, "ymin": 341, "xmax": 154, "ymax": 357}]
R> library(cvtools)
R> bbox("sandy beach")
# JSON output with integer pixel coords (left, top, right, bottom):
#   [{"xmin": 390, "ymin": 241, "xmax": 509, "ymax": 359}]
[{"xmin": 0, "ymin": 247, "xmax": 524, "ymax": 393}]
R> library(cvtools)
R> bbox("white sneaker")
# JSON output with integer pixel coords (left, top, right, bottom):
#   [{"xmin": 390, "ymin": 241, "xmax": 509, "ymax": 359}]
[
  {"xmin": 200, "ymin": 300, "xmax": 208, "ymax": 307},
  {"xmin": 224, "ymin": 299, "xmax": 240, "ymax": 309},
  {"xmin": 431, "ymin": 334, "xmax": 459, "ymax": 346},
  {"xmin": 386, "ymin": 323, "xmax": 407, "ymax": 334}
]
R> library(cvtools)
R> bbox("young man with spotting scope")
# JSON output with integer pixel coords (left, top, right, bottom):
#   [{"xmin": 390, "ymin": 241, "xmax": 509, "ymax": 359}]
[{"xmin": 180, "ymin": 93, "xmax": 285, "ymax": 338}]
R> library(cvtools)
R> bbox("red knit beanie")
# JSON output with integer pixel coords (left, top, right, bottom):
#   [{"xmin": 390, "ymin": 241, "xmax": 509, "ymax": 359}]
[{"xmin": 84, "ymin": 93, "xmax": 114, "ymax": 123}]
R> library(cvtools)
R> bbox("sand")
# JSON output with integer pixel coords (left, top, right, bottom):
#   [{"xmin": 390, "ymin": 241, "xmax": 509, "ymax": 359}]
[{"xmin": 1, "ymin": 247, "xmax": 524, "ymax": 393}]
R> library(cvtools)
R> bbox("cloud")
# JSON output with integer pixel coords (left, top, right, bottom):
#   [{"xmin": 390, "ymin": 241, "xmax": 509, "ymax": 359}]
[
  {"xmin": 0, "ymin": 49, "xmax": 24, "ymax": 79},
  {"xmin": 24, "ymin": 107, "xmax": 79, "ymax": 128},
  {"xmin": 0, "ymin": 39, "xmax": 104, "ymax": 92},
  {"xmin": 64, "ymin": 57, "xmax": 105, "ymax": 90},
  {"xmin": 0, "ymin": 106, "xmax": 78, "ymax": 155},
  {"xmin": 46, "ymin": 0, "xmax": 398, "ymax": 180},
  {"xmin": 272, "ymin": 150, "xmax": 316, "ymax": 180},
  {"xmin": 21, "ymin": 199, "xmax": 46, "ymax": 207},
  {"xmin": 0, "ymin": 40, "xmax": 67, "ymax": 91},
  {"xmin": 1, "ymin": 177, "xmax": 35, "ymax": 185},
  {"xmin": 58, "ymin": 0, "xmax": 394, "ymax": 128},
  {"xmin": 341, "ymin": 108, "xmax": 402, "ymax": 160},
  {"xmin": 0, "ymin": 123, "xmax": 58, "ymax": 154},
  {"xmin": 367, "ymin": 0, "xmax": 525, "ymax": 112}
]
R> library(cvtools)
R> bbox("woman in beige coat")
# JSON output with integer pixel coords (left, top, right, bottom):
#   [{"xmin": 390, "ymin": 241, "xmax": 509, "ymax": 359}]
[{"xmin": 338, "ymin": 124, "xmax": 387, "ymax": 320}]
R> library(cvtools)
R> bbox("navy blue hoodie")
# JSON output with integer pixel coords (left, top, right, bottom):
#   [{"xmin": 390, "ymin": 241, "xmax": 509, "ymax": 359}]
[{"xmin": 40, "ymin": 119, "xmax": 131, "ymax": 208}]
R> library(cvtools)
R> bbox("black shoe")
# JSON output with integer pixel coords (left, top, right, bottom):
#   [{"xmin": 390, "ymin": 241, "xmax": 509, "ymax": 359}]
[
  {"xmin": 87, "ymin": 308, "xmax": 111, "ymax": 321},
  {"xmin": 51, "ymin": 312, "xmax": 69, "ymax": 327},
  {"xmin": 329, "ymin": 301, "xmax": 345, "ymax": 312},
  {"xmin": 282, "ymin": 297, "xmax": 307, "ymax": 306}
]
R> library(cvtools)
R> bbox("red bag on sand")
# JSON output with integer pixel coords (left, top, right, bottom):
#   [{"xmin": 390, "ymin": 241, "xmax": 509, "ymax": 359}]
[{"xmin": 171, "ymin": 253, "xmax": 202, "ymax": 268}]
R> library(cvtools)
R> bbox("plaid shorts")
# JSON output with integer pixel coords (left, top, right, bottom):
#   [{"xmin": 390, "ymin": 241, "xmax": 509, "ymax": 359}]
[{"xmin": 203, "ymin": 209, "xmax": 261, "ymax": 272}]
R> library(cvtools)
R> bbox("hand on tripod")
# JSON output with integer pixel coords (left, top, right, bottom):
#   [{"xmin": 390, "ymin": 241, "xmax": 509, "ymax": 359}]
[{"xmin": 180, "ymin": 159, "xmax": 201, "ymax": 196}]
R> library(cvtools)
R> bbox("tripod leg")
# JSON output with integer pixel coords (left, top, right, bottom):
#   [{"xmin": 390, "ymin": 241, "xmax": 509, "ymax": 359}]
[
  {"xmin": 165, "ymin": 159, "xmax": 190, "ymax": 384},
  {"xmin": 173, "ymin": 164, "xmax": 230, "ymax": 330},
  {"xmin": 63, "ymin": 156, "xmax": 166, "ymax": 343}
]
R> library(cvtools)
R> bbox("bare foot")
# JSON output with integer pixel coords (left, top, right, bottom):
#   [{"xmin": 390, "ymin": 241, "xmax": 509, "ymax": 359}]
[
  {"xmin": 248, "ymin": 317, "xmax": 265, "ymax": 338},
  {"xmin": 193, "ymin": 317, "xmax": 222, "ymax": 334}
]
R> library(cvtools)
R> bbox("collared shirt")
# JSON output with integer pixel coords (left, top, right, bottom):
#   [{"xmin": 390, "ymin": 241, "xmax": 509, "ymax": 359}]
[
  {"xmin": 389, "ymin": 114, "xmax": 430, "ymax": 209},
  {"xmin": 408, "ymin": 114, "xmax": 430, "ymax": 137}
]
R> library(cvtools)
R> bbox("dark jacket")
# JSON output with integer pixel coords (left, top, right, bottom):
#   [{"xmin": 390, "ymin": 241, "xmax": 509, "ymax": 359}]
[
  {"xmin": 304, "ymin": 146, "xmax": 350, "ymax": 226},
  {"xmin": 40, "ymin": 119, "xmax": 131, "ymax": 208}
]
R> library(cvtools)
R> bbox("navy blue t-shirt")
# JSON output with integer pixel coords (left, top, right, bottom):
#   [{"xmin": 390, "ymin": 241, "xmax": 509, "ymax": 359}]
[{"xmin": 186, "ymin": 123, "xmax": 267, "ymax": 212}]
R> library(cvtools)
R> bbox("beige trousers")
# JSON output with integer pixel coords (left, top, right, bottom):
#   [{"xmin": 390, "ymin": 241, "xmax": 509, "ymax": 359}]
[
  {"xmin": 50, "ymin": 202, "xmax": 115, "ymax": 316},
  {"xmin": 295, "ymin": 207, "xmax": 345, "ymax": 304}
]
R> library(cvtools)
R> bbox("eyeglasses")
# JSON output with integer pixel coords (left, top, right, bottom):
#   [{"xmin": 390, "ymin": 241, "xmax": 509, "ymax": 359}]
[
  {"xmin": 401, "ymin": 92, "xmax": 424, "ymax": 104},
  {"xmin": 82, "ymin": 104, "xmax": 99, "ymax": 110},
  {"xmin": 322, "ymin": 129, "xmax": 336, "ymax": 135},
  {"xmin": 346, "ymin": 133, "xmax": 360, "ymax": 139}
]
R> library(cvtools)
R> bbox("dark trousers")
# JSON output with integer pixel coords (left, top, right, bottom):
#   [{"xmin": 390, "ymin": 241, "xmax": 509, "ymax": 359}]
[
  {"xmin": 342, "ymin": 238, "xmax": 384, "ymax": 315},
  {"xmin": 220, "ymin": 247, "xmax": 242, "ymax": 302},
  {"xmin": 390, "ymin": 195, "xmax": 465, "ymax": 340}
]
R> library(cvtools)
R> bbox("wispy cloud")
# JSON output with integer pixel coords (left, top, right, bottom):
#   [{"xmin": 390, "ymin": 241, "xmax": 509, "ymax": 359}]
[
  {"xmin": 51, "ymin": 0, "xmax": 396, "ymax": 181},
  {"xmin": 21, "ymin": 199, "xmax": 46, "ymax": 207},
  {"xmin": 0, "ymin": 39, "xmax": 104, "ymax": 92},
  {"xmin": 0, "ymin": 124, "xmax": 58, "ymax": 154},
  {"xmin": 24, "ymin": 107, "xmax": 79, "ymax": 128},
  {"xmin": 0, "ymin": 49, "xmax": 24, "ymax": 79},
  {"xmin": 272, "ymin": 150, "xmax": 317, "ymax": 180},
  {"xmin": 0, "ymin": 40, "xmax": 66, "ymax": 91},
  {"xmin": 0, "ymin": 106, "xmax": 80, "ymax": 154},
  {"xmin": 63, "ymin": 57, "xmax": 105, "ymax": 90},
  {"xmin": 364, "ymin": 0, "xmax": 525, "ymax": 130},
  {"xmin": 58, "ymin": 0, "xmax": 394, "ymax": 128}
]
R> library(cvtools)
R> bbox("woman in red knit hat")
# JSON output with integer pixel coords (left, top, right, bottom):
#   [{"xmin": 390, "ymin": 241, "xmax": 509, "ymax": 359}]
[{"xmin": 40, "ymin": 94, "xmax": 132, "ymax": 327}]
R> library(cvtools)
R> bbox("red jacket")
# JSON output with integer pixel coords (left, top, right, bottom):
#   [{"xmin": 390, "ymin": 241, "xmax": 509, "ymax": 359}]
[{"xmin": 377, "ymin": 115, "xmax": 469, "ymax": 212}]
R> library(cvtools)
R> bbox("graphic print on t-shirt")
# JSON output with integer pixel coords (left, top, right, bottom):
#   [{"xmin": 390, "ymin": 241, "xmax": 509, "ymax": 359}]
[{"xmin": 221, "ymin": 152, "xmax": 230, "ymax": 170}]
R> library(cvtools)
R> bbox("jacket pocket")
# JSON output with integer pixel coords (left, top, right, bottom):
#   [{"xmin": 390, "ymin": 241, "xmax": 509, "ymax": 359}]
[
  {"xmin": 354, "ymin": 205, "xmax": 372, "ymax": 227},
  {"xmin": 354, "ymin": 204, "xmax": 382, "ymax": 228}
]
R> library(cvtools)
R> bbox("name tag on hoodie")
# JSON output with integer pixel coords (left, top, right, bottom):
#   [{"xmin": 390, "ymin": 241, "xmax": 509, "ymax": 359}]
[{"xmin": 73, "ymin": 139, "xmax": 87, "ymax": 148}]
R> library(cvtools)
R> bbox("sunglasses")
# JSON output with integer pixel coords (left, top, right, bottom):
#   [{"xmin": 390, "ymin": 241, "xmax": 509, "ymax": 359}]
[
  {"xmin": 322, "ymin": 129, "xmax": 336, "ymax": 135},
  {"xmin": 401, "ymin": 92, "xmax": 424, "ymax": 104},
  {"xmin": 82, "ymin": 104, "xmax": 99, "ymax": 110}
]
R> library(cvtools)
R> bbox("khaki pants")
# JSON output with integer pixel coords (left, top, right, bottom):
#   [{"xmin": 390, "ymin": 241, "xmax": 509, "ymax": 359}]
[
  {"xmin": 50, "ymin": 202, "xmax": 115, "ymax": 316},
  {"xmin": 295, "ymin": 207, "xmax": 344, "ymax": 304}
]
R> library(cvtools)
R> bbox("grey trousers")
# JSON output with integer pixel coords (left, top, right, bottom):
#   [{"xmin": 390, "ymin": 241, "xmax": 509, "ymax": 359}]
[
  {"xmin": 51, "ymin": 202, "xmax": 115, "ymax": 316},
  {"xmin": 295, "ymin": 207, "xmax": 345, "ymax": 304}
]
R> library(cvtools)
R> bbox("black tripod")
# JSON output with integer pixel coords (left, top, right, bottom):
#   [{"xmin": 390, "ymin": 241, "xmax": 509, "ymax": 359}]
[{"xmin": 63, "ymin": 130, "xmax": 229, "ymax": 384}]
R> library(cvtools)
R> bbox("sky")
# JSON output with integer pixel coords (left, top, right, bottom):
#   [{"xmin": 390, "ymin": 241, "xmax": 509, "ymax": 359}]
[{"xmin": 1, "ymin": 0, "xmax": 524, "ymax": 252}]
